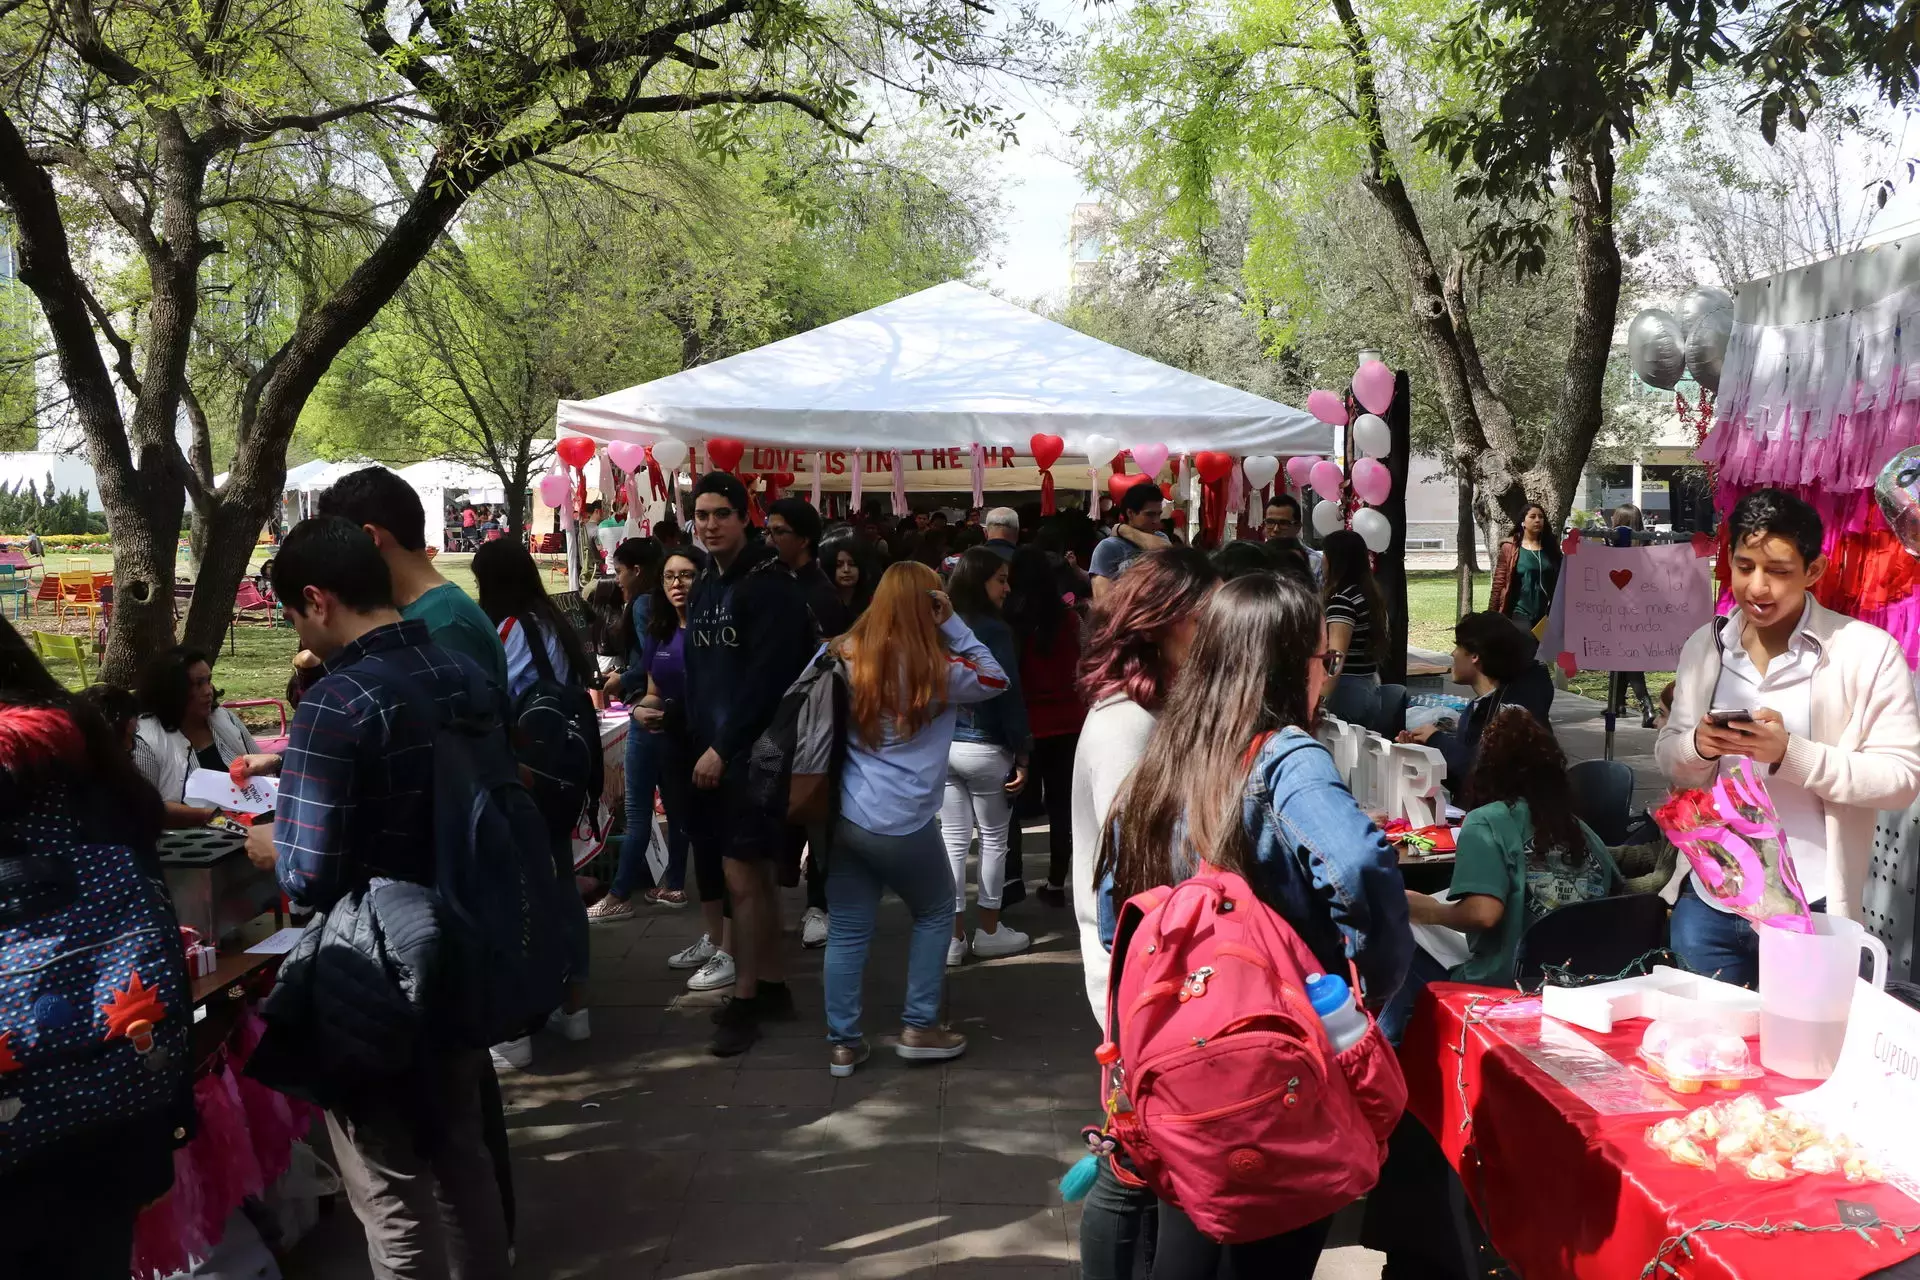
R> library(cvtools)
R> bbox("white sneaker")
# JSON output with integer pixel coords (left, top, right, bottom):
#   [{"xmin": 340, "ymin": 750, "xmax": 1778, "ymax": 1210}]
[
  {"xmin": 946, "ymin": 936, "xmax": 967, "ymax": 968},
  {"xmin": 971, "ymin": 924, "xmax": 1031, "ymax": 959},
  {"xmin": 546, "ymin": 1006, "xmax": 590, "ymax": 1041},
  {"xmin": 490, "ymin": 1037, "xmax": 532, "ymax": 1071},
  {"xmin": 686, "ymin": 949, "xmax": 736, "ymax": 991},
  {"xmin": 668, "ymin": 933, "xmax": 717, "ymax": 971},
  {"xmin": 801, "ymin": 907, "xmax": 829, "ymax": 948}
]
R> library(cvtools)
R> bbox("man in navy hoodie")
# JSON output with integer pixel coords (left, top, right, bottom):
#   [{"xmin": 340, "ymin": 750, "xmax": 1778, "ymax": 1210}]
[{"xmin": 685, "ymin": 471, "xmax": 818, "ymax": 1055}]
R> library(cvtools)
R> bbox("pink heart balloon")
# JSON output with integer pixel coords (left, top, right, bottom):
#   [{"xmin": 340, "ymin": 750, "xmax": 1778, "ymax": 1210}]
[
  {"xmin": 607, "ymin": 441, "xmax": 648, "ymax": 474},
  {"xmin": 536, "ymin": 473, "xmax": 570, "ymax": 508},
  {"xmin": 1285, "ymin": 455, "xmax": 1318, "ymax": 489},
  {"xmin": 1354, "ymin": 361, "xmax": 1396, "ymax": 415},
  {"xmin": 1309, "ymin": 460, "xmax": 1346, "ymax": 499},
  {"xmin": 1129, "ymin": 443, "xmax": 1170, "ymax": 479},
  {"xmin": 1307, "ymin": 389, "xmax": 1348, "ymax": 425},
  {"xmin": 1352, "ymin": 457, "xmax": 1392, "ymax": 505}
]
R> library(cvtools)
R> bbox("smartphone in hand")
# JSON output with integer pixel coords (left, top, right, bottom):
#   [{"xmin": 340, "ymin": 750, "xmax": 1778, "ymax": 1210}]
[{"xmin": 1705, "ymin": 708, "xmax": 1754, "ymax": 727}]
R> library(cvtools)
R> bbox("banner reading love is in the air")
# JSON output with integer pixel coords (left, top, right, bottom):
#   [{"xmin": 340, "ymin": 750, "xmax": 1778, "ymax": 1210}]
[{"xmin": 1543, "ymin": 541, "xmax": 1715, "ymax": 674}]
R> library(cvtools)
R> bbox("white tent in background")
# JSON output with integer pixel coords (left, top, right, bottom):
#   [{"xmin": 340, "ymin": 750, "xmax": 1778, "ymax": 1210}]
[
  {"xmin": 556, "ymin": 281, "xmax": 1332, "ymax": 468},
  {"xmin": 397, "ymin": 459, "xmax": 510, "ymax": 550}
]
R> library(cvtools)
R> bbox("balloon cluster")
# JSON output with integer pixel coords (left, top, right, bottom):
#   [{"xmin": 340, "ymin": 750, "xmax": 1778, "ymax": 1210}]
[
  {"xmin": 1292, "ymin": 361, "xmax": 1396, "ymax": 552},
  {"xmin": 1628, "ymin": 286, "xmax": 1732, "ymax": 392}
]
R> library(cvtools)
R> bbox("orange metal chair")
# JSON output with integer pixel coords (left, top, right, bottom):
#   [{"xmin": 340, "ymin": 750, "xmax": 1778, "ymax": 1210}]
[{"xmin": 57, "ymin": 573, "xmax": 102, "ymax": 627}]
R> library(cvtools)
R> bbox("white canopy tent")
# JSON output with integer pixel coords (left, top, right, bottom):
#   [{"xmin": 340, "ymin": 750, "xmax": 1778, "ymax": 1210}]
[
  {"xmin": 555, "ymin": 281, "xmax": 1332, "ymax": 466},
  {"xmin": 397, "ymin": 459, "xmax": 509, "ymax": 551}
]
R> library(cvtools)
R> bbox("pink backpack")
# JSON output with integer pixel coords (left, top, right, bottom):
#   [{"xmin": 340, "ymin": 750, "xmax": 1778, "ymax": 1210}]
[{"xmin": 1100, "ymin": 867, "xmax": 1406, "ymax": 1243}]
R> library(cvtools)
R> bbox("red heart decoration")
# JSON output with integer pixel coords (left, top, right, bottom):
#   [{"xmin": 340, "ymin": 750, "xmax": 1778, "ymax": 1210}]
[
  {"xmin": 1194, "ymin": 451, "xmax": 1235, "ymax": 484},
  {"xmin": 555, "ymin": 436, "xmax": 596, "ymax": 469},
  {"xmin": 1109, "ymin": 472, "xmax": 1153, "ymax": 505},
  {"xmin": 1556, "ymin": 651, "xmax": 1579, "ymax": 678},
  {"xmin": 768, "ymin": 471, "xmax": 796, "ymax": 488},
  {"xmin": 705, "ymin": 437, "xmax": 744, "ymax": 473},
  {"xmin": 1691, "ymin": 531, "xmax": 1717, "ymax": 558},
  {"xmin": 1561, "ymin": 530, "xmax": 1583, "ymax": 556},
  {"xmin": 1030, "ymin": 433, "xmax": 1065, "ymax": 471},
  {"xmin": 1609, "ymin": 569, "xmax": 1633, "ymax": 591}
]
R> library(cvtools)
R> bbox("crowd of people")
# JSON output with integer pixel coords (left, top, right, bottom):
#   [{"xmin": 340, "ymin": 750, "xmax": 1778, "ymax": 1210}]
[{"xmin": 8, "ymin": 457, "xmax": 1920, "ymax": 1279}]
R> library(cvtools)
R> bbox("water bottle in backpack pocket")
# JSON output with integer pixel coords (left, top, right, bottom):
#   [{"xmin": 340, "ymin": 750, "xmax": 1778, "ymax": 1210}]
[
  {"xmin": 0, "ymin": 787, "xmax": 189, "ymax": 1174},
  {"xmin": 1099, "ymin": 868, "xmax": 1407, "ymax": 1244}
]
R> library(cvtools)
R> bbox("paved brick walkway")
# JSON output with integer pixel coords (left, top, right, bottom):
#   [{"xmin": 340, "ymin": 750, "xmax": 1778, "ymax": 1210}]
[{"xmin": 287, "ymin": 834, "xmax": 1385, "ymax": 1278}]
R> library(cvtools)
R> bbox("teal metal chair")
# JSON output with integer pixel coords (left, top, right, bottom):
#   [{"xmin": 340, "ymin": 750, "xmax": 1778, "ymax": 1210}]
[{"xmin": 0, "ymin": 566, "xmax": 28, "ymax": 619}]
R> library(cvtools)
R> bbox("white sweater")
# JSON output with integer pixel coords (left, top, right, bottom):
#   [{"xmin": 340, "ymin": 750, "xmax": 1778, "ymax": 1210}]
[{"xmin": 1070, "ymin": 695, "xmax": 1158, "ymax": 1032}]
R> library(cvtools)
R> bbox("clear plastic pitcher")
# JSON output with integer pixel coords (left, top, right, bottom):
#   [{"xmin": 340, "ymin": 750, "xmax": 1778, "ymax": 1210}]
[{"xmin": 1757, "ymin": 916, "xmax": 1888, "ymax": 1080}]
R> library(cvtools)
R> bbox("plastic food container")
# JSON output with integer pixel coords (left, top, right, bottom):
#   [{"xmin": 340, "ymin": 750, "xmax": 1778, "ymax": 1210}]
[{"xmin": 1638, "ymin": 1019, "xmax": 1763, "ymax": 1093}]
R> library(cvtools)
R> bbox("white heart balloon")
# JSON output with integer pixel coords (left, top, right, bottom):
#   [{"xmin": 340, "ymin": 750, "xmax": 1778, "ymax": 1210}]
[
  {"xmin": 1353, "ymin": 506, "xmax": 1391, "ymax": 553},
  {"xmin": 1312, "ymin": 499, "xmax": 1344, "ymax": 537},
  {"xmin": 1082, "ymin": 435, "xmax": 1121, "ymax": 469},
  {"xmin": 650, "ymin": 438, "xmax": 690, "ymax": 472},
  {"xmin": 1242, "ymin": 455, "xmax": 1280, "ymax": 489},
  {"xmin": 1353, "ymin": 414, "xmax": 1391, "ymax": 460}
]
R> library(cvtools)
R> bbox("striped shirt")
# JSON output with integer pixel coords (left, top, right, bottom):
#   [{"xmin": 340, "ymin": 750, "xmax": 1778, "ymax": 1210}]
[
  {"xmin": 273, "ymin": 619, "xmax": 493, "ymax": 910},
  {"xmin": 1325, "ymin": 585, "xmax": 1378, "ymax": 677}
]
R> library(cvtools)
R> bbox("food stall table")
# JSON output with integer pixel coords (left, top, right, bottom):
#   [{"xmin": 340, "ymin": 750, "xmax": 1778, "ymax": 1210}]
[{"xmin": 1400, "ymin": 984, "xmax": 1920, "ymax": 1280}]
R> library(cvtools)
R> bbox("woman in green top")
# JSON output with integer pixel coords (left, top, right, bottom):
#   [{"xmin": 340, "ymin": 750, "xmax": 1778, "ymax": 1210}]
[
  {"xmin": 1488, "ymin": 503, "xmax": 1561, "ymax": 631},
  {"xmin": 1382, "ymin": 706, "xmax": 1618, "ymax": 1042}
]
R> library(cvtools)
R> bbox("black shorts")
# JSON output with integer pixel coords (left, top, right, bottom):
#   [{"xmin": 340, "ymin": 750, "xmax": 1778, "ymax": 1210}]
[{"xmin": 684, "ymin": 766, "xmax": 782, "ymax": 863}]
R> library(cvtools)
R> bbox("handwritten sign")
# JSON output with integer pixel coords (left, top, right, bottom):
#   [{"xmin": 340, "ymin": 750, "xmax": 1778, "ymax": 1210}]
[
  {"xmin": 1547, "ymin": 542, "xmax": 1712, "ymax": 673},
  {"xmin": 183, "ymin": 767, "xmax": 278, "ymax": 815},
  {"xmin": 1779, "ymin": 979, "xmax": 1920, "ymax": 1202}
]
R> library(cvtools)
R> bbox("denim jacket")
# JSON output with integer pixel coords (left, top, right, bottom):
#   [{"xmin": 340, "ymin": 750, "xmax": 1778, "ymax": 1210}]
[
  {"xmin": 951, "ymin": 613, "xmax": 1032, "ymax": 755},
  {"xmin": 1099, "ymin": 727, "xmax": 1413, "ymax": 1004}
]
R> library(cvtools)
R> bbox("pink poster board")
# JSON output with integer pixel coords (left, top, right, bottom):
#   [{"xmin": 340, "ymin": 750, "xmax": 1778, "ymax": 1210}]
[{"xmin": 1548, "ymin": 541, "xmax": 1715, "ymax": 674}]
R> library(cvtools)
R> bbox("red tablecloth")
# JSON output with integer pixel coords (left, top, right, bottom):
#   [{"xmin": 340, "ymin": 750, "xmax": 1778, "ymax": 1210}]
[{"xmin": 1402, "ymin": 984, "xmax": 1920, "ymax": 1280}]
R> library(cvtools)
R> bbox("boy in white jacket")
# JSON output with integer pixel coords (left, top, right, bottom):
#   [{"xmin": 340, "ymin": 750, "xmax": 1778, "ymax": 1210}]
[{"xmin": 1656, "ymin": 488, "xmax": 1920, "ymax": 985}]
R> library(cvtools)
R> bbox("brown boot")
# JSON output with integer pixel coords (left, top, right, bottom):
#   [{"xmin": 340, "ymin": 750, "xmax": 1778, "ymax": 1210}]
[{"xmin": 896, "ymin": 1024, "xmax": 968, "ymax": 1062}]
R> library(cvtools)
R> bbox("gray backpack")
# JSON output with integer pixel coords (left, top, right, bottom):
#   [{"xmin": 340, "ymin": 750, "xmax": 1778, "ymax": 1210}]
[{"xmin": 744, "ymin": 646, "xmax": 849, "ymax": 828}]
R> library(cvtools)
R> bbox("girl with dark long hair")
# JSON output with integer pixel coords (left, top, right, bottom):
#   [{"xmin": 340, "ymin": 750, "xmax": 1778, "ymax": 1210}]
[
  {"xmin": 1094, "ymin": 572, "xmax": 1411, "ymax": 1279},
  {"xmin": 942, "ymin": 547, "xmax": 1032, "ymax": 962},
  {"xmin": 820, "ymin": 532, "xmax": 878, "ymax": 620},
  {"xmin": 825, "ymin": 562, "xmax": 1008, "ymax": 1076},
  {"xmin": 1488, "ymin": 503, "xmax": 1561, "ymax": 630},
  {"xmin": 1387, "ymin": 707, "xmax": 1618, "ymax": 1042},
  {"xmin": 1320, "ymin": 529, "xmax": 1390, "ymax": 728},
  {"xmin": 471, "ymin": 537, "xmax": 598, "ymax": 1057}
]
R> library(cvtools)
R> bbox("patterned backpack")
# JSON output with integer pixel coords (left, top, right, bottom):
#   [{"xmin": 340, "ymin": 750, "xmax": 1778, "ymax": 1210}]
[{"xmin": 0, "ymin": 709, "xmax": 189, "ymax": 1173}]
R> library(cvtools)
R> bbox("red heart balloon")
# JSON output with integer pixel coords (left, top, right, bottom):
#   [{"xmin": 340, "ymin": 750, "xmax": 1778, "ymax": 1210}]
[
  {"xmin": 1108, "ymin": 472, "xmax": 1154, "ymax": 505},
  {"xmin": 1194, "ymin": 451, "xmax": 1235, "ymax": 484},
  {"xmin": 769, "ymin": 471, "xmax": 796, "ymax": 488},
  {"xmin": 555, "ymin": 436, "xmax": 596, "ymax": 469},
  {"xmin": 705, "ymin": 437, "xmax": 744, "ymax": 473},
  {"xmin": 1030, "ymin": 433, "xmax": 1065, "ymax": 471}
]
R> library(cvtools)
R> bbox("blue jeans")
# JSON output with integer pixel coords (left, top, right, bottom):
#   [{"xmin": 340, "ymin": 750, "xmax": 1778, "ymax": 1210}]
[
  {"xmin": 1379, "ymin": 946, "xmax": 1449, "ymax": 1046},
  {"xmin": 613, "ymin": 728, "xmax": 688, "ymax": 897},
  {"xmin": 1670, "ymin": 878, "xmax": 1761, "ymax": 987},
  {"xmin": 824, "ymin": 815, "xmax": 955, "ymax": 1044}
]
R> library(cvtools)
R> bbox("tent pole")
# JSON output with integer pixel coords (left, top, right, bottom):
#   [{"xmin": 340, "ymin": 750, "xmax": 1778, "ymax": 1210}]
[{"xmin": 566, "ymin": 516, "xmax": 580, "ymax": 593}]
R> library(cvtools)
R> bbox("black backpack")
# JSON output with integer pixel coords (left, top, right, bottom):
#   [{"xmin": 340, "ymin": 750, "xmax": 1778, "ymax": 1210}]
[
  {"xmin": 360, "ymin": 662, "xmax": 568, "ymax": 1048},
  {"xmin": 506, "ymin": 617, "xmax": 603, "ymax": 844}
]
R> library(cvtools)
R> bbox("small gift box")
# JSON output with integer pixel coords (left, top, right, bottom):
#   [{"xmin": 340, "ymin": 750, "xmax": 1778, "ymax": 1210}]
[
  {"xmin": 178, "ymin": 926, "xmax": 219, "ymax": 977},
  {"xmin": 1653, "ymin": 763, "xmax": 1813, "ymax": 932}
]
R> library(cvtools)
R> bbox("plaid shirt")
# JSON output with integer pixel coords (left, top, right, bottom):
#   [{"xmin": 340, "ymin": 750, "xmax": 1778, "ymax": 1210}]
[{"xmin": 274, "ymin": 619, "xmax": 489, "ymax": 911}]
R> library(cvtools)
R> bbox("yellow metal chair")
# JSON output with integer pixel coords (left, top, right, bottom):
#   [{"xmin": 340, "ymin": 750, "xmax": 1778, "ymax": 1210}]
[
  {"xmin": 31, "ymin": 631, "xmax": 90, "ymax": 685},
  {"xmin": 57, "ymin": 573, "xmax": 102, "ymax": 628}
]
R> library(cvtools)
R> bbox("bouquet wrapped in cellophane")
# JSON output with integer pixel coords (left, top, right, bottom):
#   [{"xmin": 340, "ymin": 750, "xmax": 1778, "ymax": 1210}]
[{"xmin": 1652, "ymin": 762, "xmax": 1814, "ymax": 933}]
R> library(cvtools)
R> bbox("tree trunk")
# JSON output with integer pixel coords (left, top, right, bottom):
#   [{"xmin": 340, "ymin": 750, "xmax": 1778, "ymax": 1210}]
[
  {"xmin": 1455, "ymin": 473, "xmax": 1477, "ymax": 616},
  {"xmin": 181, "ymin": 490, "xmax": 275, "ymax": 656}
]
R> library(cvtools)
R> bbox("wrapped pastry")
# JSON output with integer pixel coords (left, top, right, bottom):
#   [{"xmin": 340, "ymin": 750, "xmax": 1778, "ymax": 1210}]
[
  {"xmin": 1685, "ymin": 1106, "xmax": 1721, "ymax": 1140},
  {"xmin": 1669, "ymin": 1137, "xmax": 1715, "ymax": 1170},
  {"xmin": 1715, "ymin": 1125, "xmax": 1761, "ymax": 1161},
  {"xmin": 1790, "ymin": 1144, "xmax": 1840, "ymax": 1175},
  {"xmin": 1744, "ymin": 1153, "xmax": 1793, "ymax": 1181},
  {"xmin": 1648, "ymin": 1118, "xmax": 1689, "ymax": 1148}
]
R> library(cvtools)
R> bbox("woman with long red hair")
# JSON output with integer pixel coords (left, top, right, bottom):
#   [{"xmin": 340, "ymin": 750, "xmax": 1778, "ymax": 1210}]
[{"xmin": 824, "ymin": 561, "xmax": 1008, "ymax": 1077}]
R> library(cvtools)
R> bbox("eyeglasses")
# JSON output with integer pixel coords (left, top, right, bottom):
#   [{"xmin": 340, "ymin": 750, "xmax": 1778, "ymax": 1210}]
[
  {"xmin": 662, "ymin": 570, "xmax": 697, "ymax": 585},
  {"xmin": 1314, "ymin": 651, "xmax": 1346, "ymax": 676}
]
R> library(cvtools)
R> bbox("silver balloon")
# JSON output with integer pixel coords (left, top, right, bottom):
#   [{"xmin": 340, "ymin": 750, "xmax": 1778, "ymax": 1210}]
[
  {"xmin": 1680, "ymin": 286, "xmax": 1734, "ymax": 392},
  {"xmin": 1874, "ymin": 446, "xmax": 1920, "ymax": 559},
  {"xmin": 1628, "ymin": 309, "xmax": 1687, "ymax": 390}
]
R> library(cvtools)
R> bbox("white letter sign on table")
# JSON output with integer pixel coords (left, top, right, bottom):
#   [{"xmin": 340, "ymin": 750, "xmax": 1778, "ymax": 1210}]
[
  {"xmin": 1540, "ymin": 540, "xmax": 1713, "ymax": 674},
  {"xmin": 1315, "ymin": 714, "xmax": 1449, "ymax": 826},
  {"xmin": 1778, "ymin": 979, "xmax": 1920, "ymax": 1201}
]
